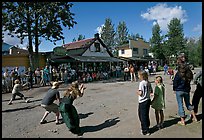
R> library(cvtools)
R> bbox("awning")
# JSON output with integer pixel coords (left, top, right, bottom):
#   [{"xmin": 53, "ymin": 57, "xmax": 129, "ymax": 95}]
[
  {"xmin": 69, "ymin": 56, "xmax": 124, "ymax": 62},
  {"xmin": 118, "ymin": 57, "xmax": 159, "ymax": 61},
  {"xmin": 50, "ymin": 55, "xmax": 124, "ymax": 64}
]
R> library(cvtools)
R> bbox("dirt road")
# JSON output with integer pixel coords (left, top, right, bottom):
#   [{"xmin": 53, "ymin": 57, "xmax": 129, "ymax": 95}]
[{"xmin": 2, "ymin": 68, "xmax": 202, "ymax": 138}]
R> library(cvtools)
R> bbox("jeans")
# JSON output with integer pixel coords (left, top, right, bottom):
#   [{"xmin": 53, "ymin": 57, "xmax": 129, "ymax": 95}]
[
  {"xmin": 138, "ymin": 99, "xmax": 151, "ymax": 133},
  {"xmin": 176, "ymin": 91, "xmax": 194, "ymax": 117}
]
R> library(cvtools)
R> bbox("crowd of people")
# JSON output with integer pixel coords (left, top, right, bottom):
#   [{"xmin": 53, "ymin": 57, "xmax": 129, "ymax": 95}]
[{"xmin": 3, "ymin": 53, "xmax": 202, "ymax": 136}]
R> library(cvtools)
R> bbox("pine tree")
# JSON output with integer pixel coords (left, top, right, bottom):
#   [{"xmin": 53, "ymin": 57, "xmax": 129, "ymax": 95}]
[
  {"xmin": 100, "ymin": 18, "xmax": 115, "ymax": 51},
  {"xmin": 165, "ymin": 18, "xmax": 186, "ymax": 63},
  {"xmin": 115, "ymin": 21, "xmax": 129, "ymax": 46},
  {"xmin": 77, "ymin": 34, "xmax": 85, "ymax": 41},
  {"xmin": 149, "ymin": 23, "xmax": 165, "ymax": 62}
]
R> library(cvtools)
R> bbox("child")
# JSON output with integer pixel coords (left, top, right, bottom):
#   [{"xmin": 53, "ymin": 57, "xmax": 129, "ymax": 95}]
[
  {"xmin": 8, "ymin": 79, "xmax": 29, "ymax": 105},
  {"xmin": 137, "ymin": 70, "xmax": 153, "ymax": 135},
  {"xmin": 59, "ymin": 81, "xmax": 86, "ymax": 136},
  {"xmin": 151, "ymin": 76, "xmax": 165, "ymax": 129}
]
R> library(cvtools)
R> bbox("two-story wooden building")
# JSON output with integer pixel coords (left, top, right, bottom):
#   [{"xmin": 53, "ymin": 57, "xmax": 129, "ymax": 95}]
[
  {"xmin": 49, "ymin": 33, "xmax": 124, "ymax": 74},
  {"xmin": 116, "ymin": 38, "xmax": 158, "ymax": 66}
]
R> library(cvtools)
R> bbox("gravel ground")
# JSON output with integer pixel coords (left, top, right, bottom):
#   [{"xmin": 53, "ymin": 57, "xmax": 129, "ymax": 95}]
[{"xmin": 2, "ymin": 68, "xmax": 202, "ymax": 138}]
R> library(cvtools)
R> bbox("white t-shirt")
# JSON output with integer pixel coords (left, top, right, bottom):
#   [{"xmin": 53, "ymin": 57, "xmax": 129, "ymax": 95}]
[{"xmin": 138, "ymin": 80, "xmax": 153, "ymax": 103}]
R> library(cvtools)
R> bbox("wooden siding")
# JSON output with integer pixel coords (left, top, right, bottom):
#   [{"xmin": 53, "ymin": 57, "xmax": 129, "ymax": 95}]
[{"xmin": 2, "ymin": 54, "xmax": 46, "ymax": 69}]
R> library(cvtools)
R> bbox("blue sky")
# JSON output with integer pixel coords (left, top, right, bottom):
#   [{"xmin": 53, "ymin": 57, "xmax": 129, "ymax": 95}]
[{"xmin": 3, "ymin": 2, "xmax": 202, "ymax": 52}]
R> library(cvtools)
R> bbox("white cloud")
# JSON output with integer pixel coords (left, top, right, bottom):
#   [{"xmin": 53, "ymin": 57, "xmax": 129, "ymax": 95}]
[
  {"xmin": 3, "ymin": 30, "xmax": 28, "ymax": 49},
  {"xmin": 95, "ymin": 24, "xmax": 104, "ymax": 37},
  {"xmin": 141, "ymin": 3, "xmax": 187, "ymax": 32},
  {"xmin": 193, "ymin": 24, "xmax": 202, "ymax": 33}
]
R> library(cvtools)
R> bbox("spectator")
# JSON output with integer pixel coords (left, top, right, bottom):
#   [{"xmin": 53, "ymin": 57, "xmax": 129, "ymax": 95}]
[
  {"xmin": 163, "ymin": 64, "xmax": 168, "ymax": 75},
  {"xmin": 129, "ymin": 64, "xmax": 136, "ymax": 82},
  {"xmin": 35, "ymin": 67, "xmax": 41, "ymax": 87},
  {"xmin": 124, "ymin": 65, "xmax": 129, "ymax": 81}
]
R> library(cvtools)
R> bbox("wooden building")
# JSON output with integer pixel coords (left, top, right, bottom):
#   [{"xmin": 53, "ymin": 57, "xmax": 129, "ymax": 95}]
[{"xmin": 49, "ymin": 33, "xmax": 124, "ymax": 74}]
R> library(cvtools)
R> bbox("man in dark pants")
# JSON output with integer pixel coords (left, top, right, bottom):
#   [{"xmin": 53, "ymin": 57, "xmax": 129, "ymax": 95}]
[{"xmin": 192, "ymin": 70, "xmax": 202, "ymax": 117}]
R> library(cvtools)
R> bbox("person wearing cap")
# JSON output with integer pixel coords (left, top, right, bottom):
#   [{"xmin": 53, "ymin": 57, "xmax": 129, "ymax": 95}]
[
  {"xmin": 40, "ymin": 81, "xmax": 61, "ymax": 124},
  {"xmin": 59, "ymin": 81, "xmax": 86, "ymax": 135},
  {"xmin": 8, "ymin": 79, "xmax": 29, "ymax": 105}
]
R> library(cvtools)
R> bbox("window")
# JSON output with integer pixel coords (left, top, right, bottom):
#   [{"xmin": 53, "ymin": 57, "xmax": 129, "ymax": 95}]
[
  {"xmin": 133, "ymin": 48, "xmax": 138, "ymax": 54},
  {"xmin": 94, "ymin": 43, "xmax": 100, "ymax": 52},
  {"xmin": 143, "ymin": 49, "xmax": 148, "ymax": 55},
  {"xmin": 121, "ymin": 49, "xmax": 125, "ymax": 54}
]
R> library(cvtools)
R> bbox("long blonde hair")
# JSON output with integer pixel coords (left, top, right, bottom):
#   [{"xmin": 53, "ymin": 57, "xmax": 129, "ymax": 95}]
[{"xmin": 63, "ymin": 81, "xmax": 81, "ymax": 99}]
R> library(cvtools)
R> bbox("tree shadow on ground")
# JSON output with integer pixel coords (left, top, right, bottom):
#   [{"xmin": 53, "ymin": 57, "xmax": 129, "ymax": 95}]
[
  {"xmin": 80, "ymin": 117, "xmax": 120, "ymax": 133},
  {"xmin": 2, "ymin": 104, "xmax": 40, "ymax": 113},
  {"xmin": 78, "ymin": 112, "xmax": 94, "ymax": 119}
]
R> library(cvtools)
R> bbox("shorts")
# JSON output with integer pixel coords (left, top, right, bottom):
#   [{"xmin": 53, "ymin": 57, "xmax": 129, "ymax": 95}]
[{"xmin": 41, "ymin": 103, "xmax": 59, "ymax": 113}]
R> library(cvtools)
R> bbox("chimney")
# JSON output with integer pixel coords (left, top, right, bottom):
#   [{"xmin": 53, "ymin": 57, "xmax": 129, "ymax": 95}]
[{"xmin": 94, "ymin": 33, "xmax": 99, "ymax": 39}]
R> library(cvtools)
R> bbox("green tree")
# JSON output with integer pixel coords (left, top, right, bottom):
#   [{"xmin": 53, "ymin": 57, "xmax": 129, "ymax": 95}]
[
  {"xmin": 165, "ymin": 18, "xmax": 186, "ymax": 63},
  {"xmin": 197, "ymin": 35, "xmax": 202, "ymax": 66},
  {"xmin": 115, "ymin": 21, "xmax": 129, "ymax": 46},
  {"xmin": 72, "ymin": 38, "xmax": 76, "ymax": 42},
  {"xmin": 2, "ymin": 2, "xmax": 77, "ymax": 69},
  {"xmin": 149, "ymin": 23, "xmax": 166, "ymax": 63},
  {"xmin": 186, "ymin": 35, "xmax": 202, "ymax": 66},
  {"xmin": 128, "ymin": 33, "xmax": 140, "ymax": 41},
  {"xmin": 100, "ymin": 18, "xmax": 115, "ymax": 51},
  {"xmin": 77, "ymin": 34, "xmax": 85, "ymax": 41}
]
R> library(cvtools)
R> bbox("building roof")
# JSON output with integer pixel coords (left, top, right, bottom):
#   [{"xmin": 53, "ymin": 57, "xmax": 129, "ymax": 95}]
[
  {"xmin": 62, "ymin": 34, "xmax": 113, "ymax": 57},
  {"xmin": 63, "ymin": 38, "xmax": 96, "ymax": 50},
  {"xmin": 132, "ymin": 39, "xmax": 150, "ymax": 48},
  {"xmin": 2, "ymin": 42, "xmax": 13, "ymax": 51},
  {"xmin": 116, "ymin": 39, "xmax": 150, "ymax": 49}
]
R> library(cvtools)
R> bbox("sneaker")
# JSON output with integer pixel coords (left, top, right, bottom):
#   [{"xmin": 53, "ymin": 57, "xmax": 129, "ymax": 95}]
[
  {"xmin": 141, "ymin": 130, "xmax": 151, "ymax": 136},
  {"xmin": 55, "ymin": 120, "xmax": 63, "ymax": 125},
  {"xmin": 145, "ymin": 132, "xmax": 151, "ymax": 136},
  {"xmin": 25, "ymin": 99, "xmax": 30, "ymax": 103},
  {"xmin": 40, "ymin": 120, "xmax": 47, "ymax": 124},
  {"xmin": 8, "ymin": 102, "xmax": 12, "ymax": 105}
]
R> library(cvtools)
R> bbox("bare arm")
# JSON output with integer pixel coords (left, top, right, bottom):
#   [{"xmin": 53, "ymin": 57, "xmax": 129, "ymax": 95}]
[
  {"xmin": 79, "ymin": 84, "xmax": 86, "ymax": 97},
  {"xmin": 137, "ymin": 90, "xmax": 142, "ymax": 96}
]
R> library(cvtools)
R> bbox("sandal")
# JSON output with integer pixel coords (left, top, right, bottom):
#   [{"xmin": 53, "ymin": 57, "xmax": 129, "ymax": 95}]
[
  {"xmin": 177, "ymin": 121, "xmax": 185, "ymax": 126},
  {"xmin": 40, "ymin": 120, "xmax": 47, "ymax": 124},
  {"xmin": 192, "ymin": 118, "xmax": 198, "ymax": 122}
]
